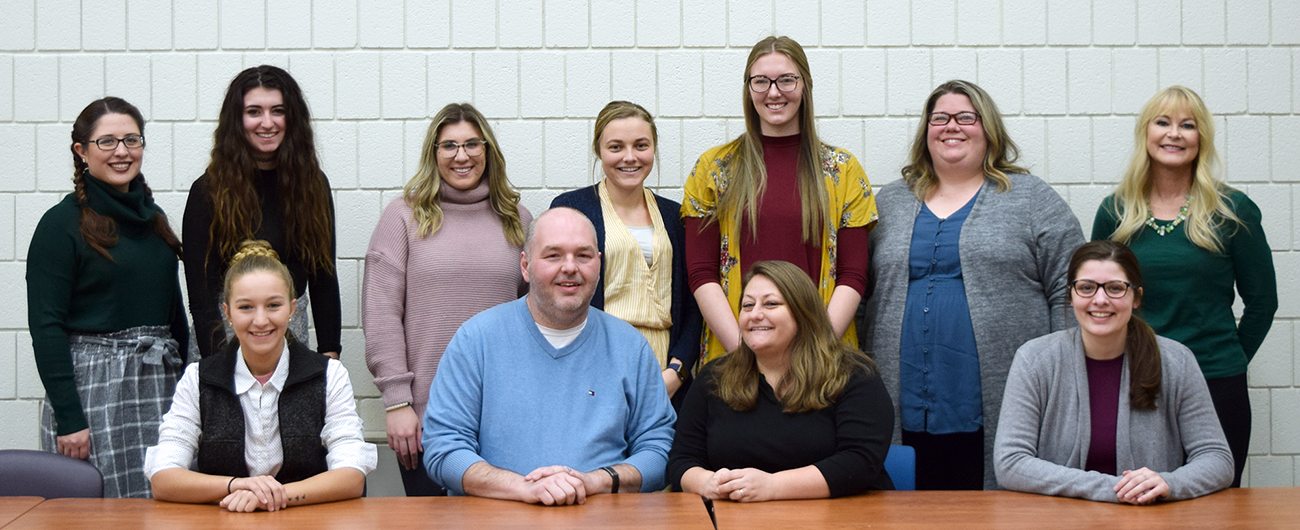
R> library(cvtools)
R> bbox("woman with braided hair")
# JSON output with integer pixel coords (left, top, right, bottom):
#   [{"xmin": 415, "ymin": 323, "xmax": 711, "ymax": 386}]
[
  {"xmin": 27, "ymin": 96, "xmax": 188, "ymax": 498},
  {"xmin": 146, "ymin": 240, "xmax": 376, "ymax": 512}
]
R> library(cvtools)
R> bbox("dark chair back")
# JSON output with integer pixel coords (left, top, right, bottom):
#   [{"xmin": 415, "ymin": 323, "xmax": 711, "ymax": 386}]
[
  {"xmin": 0, "ymin": 449, "xmax": 104, "ymax": 498},
  {"xmin": 884, "ymin": 444, "xmax": 916, "ymax": 491}
]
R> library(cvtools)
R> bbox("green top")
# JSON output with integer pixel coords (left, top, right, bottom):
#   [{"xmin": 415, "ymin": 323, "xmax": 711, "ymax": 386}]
[
  {"xmin": 26, "ymin": 174, "xmax": 187, "ymax": 435},
  {"xmin": 1091, "ymin": 188, "xmax": 1277, "ymax": 379}
]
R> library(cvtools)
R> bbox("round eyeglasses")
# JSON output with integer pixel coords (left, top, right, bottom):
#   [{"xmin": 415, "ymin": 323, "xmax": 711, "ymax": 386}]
[
  {"xmin": 436, "ymin": 139, "xmax": 487, "ymax": 158},
  {"xmin": 748, "ymin": 75, "xmax": 801, "ymax": 93},
  {"xmin": 1070, "ymin": 279, "xmax": 1134, "ymax": 298},
  {"xmin": 92, "ymin": 135, "xmax": 145, "ymax": 151}
]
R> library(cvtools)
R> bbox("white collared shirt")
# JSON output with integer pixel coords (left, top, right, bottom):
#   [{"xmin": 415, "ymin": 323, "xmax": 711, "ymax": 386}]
[{"xmin": 144, "ymin": 344, "xmax": 377, "ymax": 479}]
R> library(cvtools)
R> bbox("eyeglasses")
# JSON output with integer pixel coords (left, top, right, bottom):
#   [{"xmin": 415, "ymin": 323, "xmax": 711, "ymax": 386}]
[
  {"xmin": 1070, "ymin": 280, "xmax": 1134, "ymax": 299},
  {"xmin": 748, "ymin": 75, "xmax": 801, "ymax": 93},
  {"xmin": 928, "ymin": 112, "xmax": 980, "ymax": 126},
  {"xmin": 436, "ymin": 139, "xmax": 487, "ymax": 158},
  {"xmin": 91, "ymin": 135, "xmax": 145, "ymax": 150}
]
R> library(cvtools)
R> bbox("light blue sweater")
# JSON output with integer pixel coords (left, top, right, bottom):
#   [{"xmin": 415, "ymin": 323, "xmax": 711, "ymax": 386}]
[{"xmin": 422, "ymin": 297, "xmax": 677, "ymax": 495}]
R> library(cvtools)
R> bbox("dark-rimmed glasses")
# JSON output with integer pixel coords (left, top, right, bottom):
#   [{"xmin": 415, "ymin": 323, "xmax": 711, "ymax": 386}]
[
  {"xmin": 748, "ymin": 75, "xmax": 801, "ymax": 93},
  {"xmin": 92, "ymin": 135, "xmax": 145, "ymax": 150},
  {"xmin": 928, "ymin": 112, "xmax": 980, "ymax": 126},
  {"xmin": 1070, "ymin": 280, "xmax": 1134, "ymax": 298}
]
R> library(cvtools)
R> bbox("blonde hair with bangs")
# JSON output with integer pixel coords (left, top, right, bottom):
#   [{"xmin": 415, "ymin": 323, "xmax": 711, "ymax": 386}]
[{"xmin": 1102, "ymin": 86, "xmax": 1241, "ymax": 253}]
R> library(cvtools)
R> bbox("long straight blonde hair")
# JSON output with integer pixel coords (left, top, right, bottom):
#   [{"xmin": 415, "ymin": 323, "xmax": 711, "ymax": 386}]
[
  {"xmin": 1102, "ymin": 86, "xmax": 1240, "ymax": 253},
  {"xmin": 404, "ymin": 103, "xmax": 525, "ymax": 246},
  {"xmin": 709, "ymin": 36, "xmax": 828, "ymax": 243}
]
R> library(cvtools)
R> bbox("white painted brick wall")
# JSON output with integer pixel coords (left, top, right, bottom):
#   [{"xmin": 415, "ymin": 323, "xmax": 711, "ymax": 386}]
[
  {"xmin": 3, "ymin": 0, "xmax": 1298, "ymax": 490},
  {"xmin": 866, "ymin": 0, "xmax": 910, "ymax": 47},
  {"xmin": 592, "ymin": 0, "xmax": 634, "ymax": 48},
  {"xmin": 359, "ymin": 0, "xmax": 405, "ymax": 49}
]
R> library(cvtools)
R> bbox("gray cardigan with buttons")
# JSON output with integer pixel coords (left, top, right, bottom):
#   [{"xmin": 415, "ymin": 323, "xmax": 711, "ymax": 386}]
[
  {"xmin": 994, "ymin": 328, "xmax": 1234, "ymax": 502},
  {"xmin": 861, "ymin": 173, "xmax": 1086, "ymax": 489}
]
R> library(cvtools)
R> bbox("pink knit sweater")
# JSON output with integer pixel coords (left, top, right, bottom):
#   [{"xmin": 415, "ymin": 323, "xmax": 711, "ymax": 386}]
[{"xmin": 363, "ymin": 181, "xmax": 531, "ymax": 416}]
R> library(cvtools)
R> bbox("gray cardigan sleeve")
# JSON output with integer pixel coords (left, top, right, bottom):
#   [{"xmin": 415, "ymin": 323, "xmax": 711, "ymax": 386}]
[
  {"xmin": 994, "ymin": 337, "xmax": 1124, "ymax": 502},
  {"xmin": 1157, "ymin": 339, "xmax": 1236, "ymax": 500},
  {"xmin": 995, "ymin": 331, "xmax": 1233, "ymax": 503}
]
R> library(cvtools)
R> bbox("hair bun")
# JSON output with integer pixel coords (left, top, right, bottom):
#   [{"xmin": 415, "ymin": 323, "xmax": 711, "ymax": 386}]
[{"xmin": 230, "ymin": 239, "xmax": 281, "ymax": 265}]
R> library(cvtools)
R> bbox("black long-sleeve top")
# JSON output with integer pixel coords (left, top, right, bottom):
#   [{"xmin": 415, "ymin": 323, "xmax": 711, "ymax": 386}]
[
  {"xmin": 667, "ymin": 364, "xmax": 896, "ymax": 497},
  {"xmin": 182, "ymin": 170, "xmax": 341, "ymax": 358}
]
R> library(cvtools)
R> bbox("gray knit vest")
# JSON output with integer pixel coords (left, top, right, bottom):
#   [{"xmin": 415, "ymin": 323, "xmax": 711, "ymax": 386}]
[{"xmin": 197, "ymin": 340, "xmax": 328, "ymax": 484}]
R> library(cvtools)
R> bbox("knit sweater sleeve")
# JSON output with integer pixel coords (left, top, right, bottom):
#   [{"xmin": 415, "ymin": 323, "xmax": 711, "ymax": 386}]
[
  {"xmin": 1225, "ymin": 191, "xmax": 1277, "ymax": 362},
  {"xmin": 1159, "ymin": 339, "xmax": 1235, "ymax": 500},
  {"xmin": 362, "ymin": 199, "xmax": 416, "ymax": 407},
  {"xmin": 26, "ymin": 202, "xmax": 89, "ymax": 435},
  {"xmin": 994, "ymin": 335, "xmax": 1124, "ymax": 502},
  {"xmin": 182, "ymin": 176, "xmax": 225, "ymax": 359},
  {"xmin": 308, "ymin": 177, "xmax": 343, "ymax": 355},
  {"xmin": 1028, "ymin": 178, "xmax": 1086, "ymax": 332}
]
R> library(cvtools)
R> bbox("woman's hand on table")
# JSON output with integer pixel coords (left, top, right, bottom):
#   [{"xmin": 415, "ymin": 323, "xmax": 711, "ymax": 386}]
[
  {"xmin": 1115, "ymin": 467, "xmax": 1169, "ymax": 505},
  {"xmin": 715, "ymin": 468, "xmax": 778, "ymax": 503},
  {"xmin": 226, "ymin": 475, "xmax": 288, "ymax": 511}
]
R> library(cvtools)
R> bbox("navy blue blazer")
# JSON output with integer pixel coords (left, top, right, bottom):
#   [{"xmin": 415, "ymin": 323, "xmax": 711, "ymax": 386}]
[{"xmin": 550, "ymin": 185, "xmax": 703, "ymax": 374}]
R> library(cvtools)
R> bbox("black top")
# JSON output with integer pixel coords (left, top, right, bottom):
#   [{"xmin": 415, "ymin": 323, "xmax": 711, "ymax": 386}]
[
  {"xmin": 27, "ymin": 175, "xmax": 188, "ymax": 434},
  {"xmin": 549, "ymin": 185, "xmax": 703, "ymax": 372},
  {"xmin": 667, "ymin": 364, "xmax": 896, "ymax": 497},
  {"xmin": 182, "ymin": 170, "xmax": 341, "ymax": 358}
]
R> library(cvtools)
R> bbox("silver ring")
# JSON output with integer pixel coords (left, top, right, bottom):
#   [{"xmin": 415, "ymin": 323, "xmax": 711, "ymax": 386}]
[{"xmin": 738, "ymin": 488, "xmax": 745, "ymax": 496}]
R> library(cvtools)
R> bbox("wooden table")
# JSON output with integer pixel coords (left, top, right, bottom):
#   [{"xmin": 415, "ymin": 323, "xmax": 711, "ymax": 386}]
[
  {"xmin": 1, "ymin": 493, "xmax": 713, "ymax": 530},
  {"xmin": 0, "ymin": 498, "xmax": 41, "ymax": 528},
  {"xmin": 711, "ymin": 487, "xmax": 1300, "ymax": 529}
]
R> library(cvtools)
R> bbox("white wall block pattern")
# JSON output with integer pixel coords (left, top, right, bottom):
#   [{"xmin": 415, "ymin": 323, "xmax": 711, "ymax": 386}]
[
  {"xmin": 0, "ymin": 1, "xmax": 35, "ymax": 51},
  {"xmin": 1, "ymin": 0, "xmax": 1297, "ymax": 489},
  {"xmin": 360, "ymin": 0, "xmax": 405, "ymax": 49},
  {"xmin": 592, "ymin": 0, "xmax": 635, "ymax": 48}
]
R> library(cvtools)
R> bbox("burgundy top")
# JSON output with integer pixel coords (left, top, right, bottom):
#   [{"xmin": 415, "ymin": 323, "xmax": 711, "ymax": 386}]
[
  {"xmin": 1084, "ymin": 354, "xmax": 1125, "ymax": 476},
  {"xmin": 685, "ymin": 134, "xmax": 868, "ymax": 293}
]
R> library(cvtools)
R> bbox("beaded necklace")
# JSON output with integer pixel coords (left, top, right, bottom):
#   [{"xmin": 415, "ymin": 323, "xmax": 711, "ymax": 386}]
[{"xmin": 1144, "ymin": 195, "xmax": 1190, "ymax": 236}]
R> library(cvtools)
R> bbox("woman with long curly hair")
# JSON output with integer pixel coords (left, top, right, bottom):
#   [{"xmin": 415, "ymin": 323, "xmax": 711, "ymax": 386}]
[
  {"xmin": 183, "ymin": 65, "xmax": 340, "ymax": 360},
  {"xmin": 28, "ymin": 97, "xmax": 187, "ymax": 497},
  {"xmin": 1092, "ymin": 86, "xmax": 1277, "ymax": 487}
]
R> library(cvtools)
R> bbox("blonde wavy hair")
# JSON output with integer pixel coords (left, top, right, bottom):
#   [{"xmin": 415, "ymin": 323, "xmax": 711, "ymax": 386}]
[
  {"xmin": 1101, "ymin": 86, "xmax": 1240, "ymax": 253},
  {"xmin": 404, "ymin": 103, "xmax": 526, "ymax": 246},
  {"xmin": 709, "ymin": 261, "xmax": 875, "ymax": 413},
  {"xmin": 900, "ymin": 80, "xmax": 1026, "ymax": 201},
  {"xmin": 707, "ymin": 36, "xmax": 828, "ymax": 243}
]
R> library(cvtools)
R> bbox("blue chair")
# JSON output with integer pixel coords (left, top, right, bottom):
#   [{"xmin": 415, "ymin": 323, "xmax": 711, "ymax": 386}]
[
  {"xmin": 0, "ymin": 449, "xmax": 104, "ymax": 498},
  {"xmin": 884, "ymin": 444, "xmax": 916, "ymax": 491}
]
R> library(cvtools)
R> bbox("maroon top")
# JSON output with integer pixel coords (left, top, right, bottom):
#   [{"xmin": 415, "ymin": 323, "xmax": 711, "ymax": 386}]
[
  {"xmin": 685, "ymin": 134, "xmax": 868, "ymax": 294},
  {"xmin": 1084, "ymin": 355, "xmax": 1125, "ymax": 476}
]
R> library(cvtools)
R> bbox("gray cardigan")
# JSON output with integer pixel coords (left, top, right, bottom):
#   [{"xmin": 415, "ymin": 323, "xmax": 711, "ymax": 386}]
[
  {"xmin": 994, "ymin": 329, "xmax": 1234, "ymax": 502},
  {"xmin": 860, "ymin": 173, "xmax": 1086, "ymax": 489}
]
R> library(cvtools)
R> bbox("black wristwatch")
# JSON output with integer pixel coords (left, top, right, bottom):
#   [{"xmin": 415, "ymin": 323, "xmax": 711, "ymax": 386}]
[
  {"xmin": 600, "ymin": 466, "xmax": 620, "ymax": 494},
  {"xmin": 668, "ymin": 361, "xmax": 689, "ymax": 382}
]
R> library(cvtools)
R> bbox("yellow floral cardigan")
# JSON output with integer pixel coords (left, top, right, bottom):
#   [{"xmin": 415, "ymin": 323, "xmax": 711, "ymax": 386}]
[{"xmin": 681, "ymin": 141, "xmax": 878, "ymax": 364}]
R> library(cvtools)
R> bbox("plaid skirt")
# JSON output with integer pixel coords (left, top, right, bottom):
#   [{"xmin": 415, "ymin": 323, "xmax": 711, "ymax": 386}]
[
  {"xmin": 41, "ymin": 325, "xmax": 184, "ymax": 499},
  {"xmin": 186, "ymin": 292, "xmax": 310, "ymax": 359}
]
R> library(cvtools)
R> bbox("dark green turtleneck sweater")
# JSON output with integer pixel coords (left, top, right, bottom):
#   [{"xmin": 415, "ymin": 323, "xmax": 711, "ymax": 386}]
[{"xmin": 27, "ymin": 174, "xmax": 188, "ymax": 435}]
